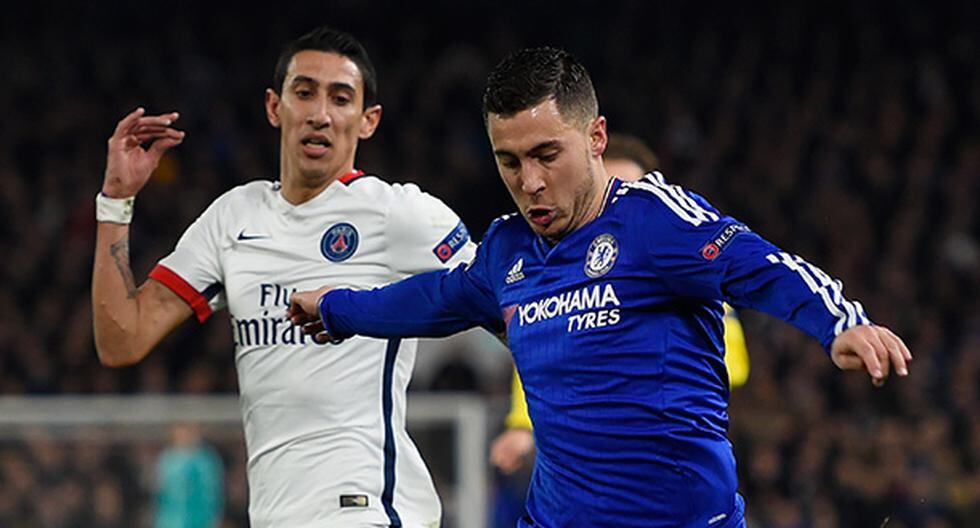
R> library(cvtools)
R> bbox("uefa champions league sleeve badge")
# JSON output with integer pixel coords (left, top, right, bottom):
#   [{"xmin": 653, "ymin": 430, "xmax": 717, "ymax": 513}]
[
  {"xmin": 584, "ymin": 233, "xmax": 619, "ymax": 278},
  {"xmin": 321, "ymin": 223, "xmax": 359, "ymax": 262}
]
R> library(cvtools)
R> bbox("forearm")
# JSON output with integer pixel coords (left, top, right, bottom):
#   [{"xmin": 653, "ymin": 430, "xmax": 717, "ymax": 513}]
[
  {"xmin": 92, "ymin": 222, "xmax": 148, "ymax": 366},
  {"xmin": 319, "ymin": 269, "xmax": 502, "ymax": 341},
  {"xmin": 92, "ymin": 223, "xmax": 190, "ymax": 366},
  {"xmin": 726, "ymin": 248, "xmax": 870, "ymax": 352}
]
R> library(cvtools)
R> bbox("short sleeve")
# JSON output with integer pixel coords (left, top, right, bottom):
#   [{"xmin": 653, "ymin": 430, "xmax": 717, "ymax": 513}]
[
  {"xmin": 151, "ymin": 197, "xmax": 227, "ymax": 322},
  {"xmin": 384, "ymin": 183, "xmax": 475, "ymax": 277}
]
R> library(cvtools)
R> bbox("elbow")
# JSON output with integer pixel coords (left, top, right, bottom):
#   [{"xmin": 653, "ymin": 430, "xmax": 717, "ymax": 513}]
[{"xmin": 94, "ymin": 338, "xmax": 142, "ymax": 368}]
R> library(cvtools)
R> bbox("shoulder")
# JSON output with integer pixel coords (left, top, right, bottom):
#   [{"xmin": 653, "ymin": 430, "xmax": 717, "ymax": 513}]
[
  {"xmin": 177, "ymin": 181, "xmax": 276, "ymax": 233},
  {"xmin": 370, "ymin": 177, "xmax": 465, "ymax": 227},
  {"xmin": 343, "ymin": 175, "xmax": 455, "ymax": 214},
  {"xmin": 209, "ymin": 180, "xmax": 278, "ymax": 211},
  {"xmin": 611, "ymin": 172, "xmax": 722, "ymax": 228},
  {"xmin": 483, "ymin": 212, "xmax": 527, "ymax": 242}
]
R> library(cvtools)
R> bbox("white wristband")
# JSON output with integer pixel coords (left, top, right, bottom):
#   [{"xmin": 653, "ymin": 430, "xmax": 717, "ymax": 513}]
[{"xmin": 96, "ymin": 192, "xmax": 135, "ymax": 224}]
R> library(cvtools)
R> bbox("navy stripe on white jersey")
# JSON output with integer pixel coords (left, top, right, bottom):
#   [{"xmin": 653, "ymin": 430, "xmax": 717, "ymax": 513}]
[
  {"xmin": 615, "ymin": 172, "xmax": 720, "ymax": 226},
  {"xmin": 766, "ymin": 252, "xmax": 869, "ymax": 335}
]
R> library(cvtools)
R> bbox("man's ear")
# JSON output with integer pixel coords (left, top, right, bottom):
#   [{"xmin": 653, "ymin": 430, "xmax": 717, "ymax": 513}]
[
  {"xmin": 359, "ymin": 104, "xmax": 383, "ymax": 139},
  {"xmin": 265, "ymin": 88, "xmax": 282, "ymax": 128},
  {"xmin": 589, "ymin": 115, "xmax": 608, "ymax": 157}
]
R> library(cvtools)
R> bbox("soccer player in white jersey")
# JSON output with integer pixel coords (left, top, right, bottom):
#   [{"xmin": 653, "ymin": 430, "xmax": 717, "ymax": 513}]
[{"xmin": 91, "ymin": 27, "xmax": 469, "ymax": 528}]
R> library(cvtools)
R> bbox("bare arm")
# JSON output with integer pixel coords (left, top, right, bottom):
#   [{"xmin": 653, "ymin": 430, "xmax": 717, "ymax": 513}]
[{"xmin": 92, "ymin": 107, "xmax": 191, "ymax": 367}]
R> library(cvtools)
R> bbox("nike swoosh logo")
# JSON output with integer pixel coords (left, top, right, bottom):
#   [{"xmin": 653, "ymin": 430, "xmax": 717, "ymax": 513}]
[{"xmin": 237, "ymin": 229, "xmax": 271, "ymax": 241}]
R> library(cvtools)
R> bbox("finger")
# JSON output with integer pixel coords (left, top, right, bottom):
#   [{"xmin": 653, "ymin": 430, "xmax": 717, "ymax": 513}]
[
  {"xmin": 113, "ymin": 107, "xmax": 146, "ymax": 137},
  {"xmin": 882, "ymin": 327, "xmax": 912, "ymax": 362},
  {"xmin": 135, "ymin": 112, "xmax": 180, "ymax": 128},
  {"xmin": 134, "ymin": 128, "xmax": 185, "ymax": 144},
  {"xmin": 117, "ymin": 113, "xmax": 181, "ymax": 140},
  {"xmin": 133, "ymin": 124, "xmax": 180, "ymax": 135},
  {"xmin": 313, "ymin": 331, "xmax": 334, "ymax": 344},
  {"xmin": 292, "ymin": 314, "xmax": 318, "ymax": 327},
  {"xmin": 121, "ymin": 134, "xmax": 142, "ymax": 149},
  {"xmin": 868, "ymin": 330, "xmax": 893, "ymax": 381},
  {"xmin": 288, "ymin": 293, "xmax": 309, "ymax": 311},
  {"xmin": 879, "ymin": 330, "xmax": 909, "ymax": 376},
  {"xmin": 147, "ymin": 134, "xmax": 185, "ymax": 159},
  {"xmin": 855, "ymin": 339, "xmax": 884, "ymax": 380},
  {"xmin": 302, "ymin": 321, "xmax": 325, "ymax": 336},
  {"xmin": 287, "ymin": 305, "xmax": 317, "ymax": 324}
]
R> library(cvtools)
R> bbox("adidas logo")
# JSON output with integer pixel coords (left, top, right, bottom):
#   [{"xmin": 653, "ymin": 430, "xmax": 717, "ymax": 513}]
[{"xmin": 505, "ymin": 258, "xmax": 525, "ymax": 284}]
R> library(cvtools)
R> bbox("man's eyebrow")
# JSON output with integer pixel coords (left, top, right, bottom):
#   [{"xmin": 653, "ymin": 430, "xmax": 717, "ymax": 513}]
[
  {"xmin": 526, "ymin": 140, "xmax": 562, "ymax": 157},
  {"xmin": 290, "ymin": 75, "xmax": 319, "ymax": 87},
  {"xmin": 326, "ymin": 81, "xmax": 356, "ymax": 93},
  {"xmin": 290, "ymin": 76, "xmax": 357, "ymax": 94},
  {"xmin": 494, "ymin": 140, "xmax": 562, "ymax": 158}
]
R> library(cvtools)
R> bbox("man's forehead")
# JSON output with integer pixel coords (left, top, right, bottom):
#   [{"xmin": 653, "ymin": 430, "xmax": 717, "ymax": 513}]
[
  {"xmin": 286, "ymin": 50, "xmax": 362, "ymax": 88},
  {"xmin": 488, "ymin": 99, "xmax": 577, "ymax": 151}
]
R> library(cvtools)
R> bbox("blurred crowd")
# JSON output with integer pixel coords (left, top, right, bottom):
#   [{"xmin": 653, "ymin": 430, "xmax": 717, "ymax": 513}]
[{"xmin": 0, "ymin": 1, "xmax": 978, "ymax": 526}]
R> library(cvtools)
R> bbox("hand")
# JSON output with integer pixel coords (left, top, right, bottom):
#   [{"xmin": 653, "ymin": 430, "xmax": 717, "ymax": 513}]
[
  {"xmin": 831, "ymin": 324, "xmax": 912, "ymax": 387},
  {"xmin": 103, "ymin": 107, "xmax": 185, "ymax": 198},
  {"xmin": 489, "ymin": 428, "xmax": 535, "ymax": 474},
  {"xmin": 287, "ymin": 286, "xmax": 334, "ymax": 344}
]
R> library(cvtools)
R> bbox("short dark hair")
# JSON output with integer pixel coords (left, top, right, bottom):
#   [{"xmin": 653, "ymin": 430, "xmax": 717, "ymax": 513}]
[
  {"xmin": 482, "ymin": 47, "xmax": 598, "ymax": 127},
  {"xmin": 273, "ymin": 26, "xmax": 378, "ymax": 108},
  {"xmin": 605, "ymin": 133, "xmax": 660, "ymax": 171}
]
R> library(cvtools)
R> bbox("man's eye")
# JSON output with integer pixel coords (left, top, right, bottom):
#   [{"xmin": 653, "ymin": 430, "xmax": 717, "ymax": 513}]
[
  {"xmin": 296, "ymin": 89, "xmax": 313, "ymax": 98},
  {"xmin": 334, "ymin": 96, "xmax": 351, "ymax": 105}
]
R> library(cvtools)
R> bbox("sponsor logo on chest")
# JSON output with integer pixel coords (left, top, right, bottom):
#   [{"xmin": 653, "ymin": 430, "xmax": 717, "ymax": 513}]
[{"xmin": 517, "ymin": 283, "xmax": 623, "ymax": 333}]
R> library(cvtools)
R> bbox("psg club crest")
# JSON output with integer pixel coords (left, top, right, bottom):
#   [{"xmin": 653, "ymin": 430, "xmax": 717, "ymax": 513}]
[
  {"xmin": 321, "ymin": 223, "xmax": 359, "ymax": 262},
  {"xmin": 584, "ymin": 233, "xmax": 619, "ymax": 278}
]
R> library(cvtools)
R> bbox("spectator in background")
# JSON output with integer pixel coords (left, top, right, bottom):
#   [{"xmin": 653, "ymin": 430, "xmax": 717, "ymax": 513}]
[{"xmin": 155, "ymin": 423, "xmax": 223, "ymax": 528}]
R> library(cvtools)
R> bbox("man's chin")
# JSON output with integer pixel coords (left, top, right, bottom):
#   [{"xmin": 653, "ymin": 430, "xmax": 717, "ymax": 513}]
[
  {"xmin": 293, "ymin": 169, "xmax": 327, "ymax": 183},
  {"xmin": 297, "ymin": 161, "xmax": 332, "ymax": 180},
  {"xmin": 526, "ymin": 218, "xmax": 567, "ymax": 243}
]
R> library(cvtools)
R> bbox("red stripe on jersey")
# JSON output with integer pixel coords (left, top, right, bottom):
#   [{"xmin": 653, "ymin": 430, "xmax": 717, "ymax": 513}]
[
  {"xmin": 149, "ymin": 264, "xmax": 213, "ymax": 323},
  {"xmin": 339, "ymin": 169, "xmax": 365, "ymax": 185}
]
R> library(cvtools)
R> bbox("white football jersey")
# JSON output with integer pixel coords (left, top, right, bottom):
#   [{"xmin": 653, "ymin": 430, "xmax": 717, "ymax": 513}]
[{"xmin": 150, "ymin": 172, "xmax": 474, "ymax": 528}]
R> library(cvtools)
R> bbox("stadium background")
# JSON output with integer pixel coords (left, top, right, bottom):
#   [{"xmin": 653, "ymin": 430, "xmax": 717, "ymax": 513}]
[{"xmin": 1, "ymin": 1, "xmax": 979, "ymax": 526}]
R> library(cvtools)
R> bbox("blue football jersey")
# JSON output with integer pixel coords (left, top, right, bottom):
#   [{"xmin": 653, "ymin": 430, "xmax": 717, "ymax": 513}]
[{"xmin": 318, "ymin": 172, "xmax": 869, "ymax": 527}]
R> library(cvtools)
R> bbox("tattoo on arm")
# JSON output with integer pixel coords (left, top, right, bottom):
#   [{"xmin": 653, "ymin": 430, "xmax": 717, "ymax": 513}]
[{"xmin": 109, "ymin": 238, "xmax": 138, "ymax": 299}]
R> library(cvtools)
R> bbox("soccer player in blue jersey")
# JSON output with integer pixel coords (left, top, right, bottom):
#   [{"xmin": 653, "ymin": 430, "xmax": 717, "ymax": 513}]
[{"xmin": 288, "ymin": 48, "xmax": 912, "ymax": 527}]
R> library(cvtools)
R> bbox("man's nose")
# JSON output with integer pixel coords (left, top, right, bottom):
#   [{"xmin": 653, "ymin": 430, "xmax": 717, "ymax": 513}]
[
  {"xmin": 306, "ymin": 97, "xmax": 331, "ymax": 128},
  {"xmin": 521, "ymin": 165, "xmax": 546, "ymax": 195}
]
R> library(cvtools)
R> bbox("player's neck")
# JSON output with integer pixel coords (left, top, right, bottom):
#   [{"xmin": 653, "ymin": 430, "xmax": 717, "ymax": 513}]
[
  {"xmin": 576, "ymin": 168, "xmax": 613, "ymax": 230},
  {"xmin": 279, "ymin": 165, "xmax": 354, "ymax": 205},
  {"xmin": 545, "ymin": 168, "xmax": 612, "ymax": 246}
]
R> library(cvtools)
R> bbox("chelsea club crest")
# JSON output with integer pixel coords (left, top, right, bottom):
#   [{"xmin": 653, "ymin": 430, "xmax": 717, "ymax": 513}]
[
  {"xmin": 321, "ymin": 223, "xmax": 359, "ymax": 262},
  {"xmin": 584, "ymin": 233, "xmax": 619, "ymax": 278}
]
